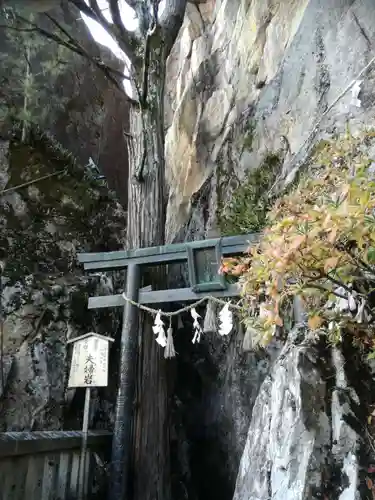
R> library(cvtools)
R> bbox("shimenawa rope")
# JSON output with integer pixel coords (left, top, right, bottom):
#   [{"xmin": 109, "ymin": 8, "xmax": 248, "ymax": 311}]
[{"xmin": 121, "ymin": 292, "xmax": 241, "ymax": 317}]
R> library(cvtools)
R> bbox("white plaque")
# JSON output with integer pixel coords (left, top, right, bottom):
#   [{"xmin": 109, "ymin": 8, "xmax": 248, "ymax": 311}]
[{"xmin": 68, "ymin": 335, "xmax": 110, "ymax": 388}]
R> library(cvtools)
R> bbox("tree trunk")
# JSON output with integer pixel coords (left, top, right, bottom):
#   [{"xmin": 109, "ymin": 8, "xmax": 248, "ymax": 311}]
[
  {"xmin": 121, "ymin": 4, "xmax": 188, "ymax": 498},
  {"xmin": 126, "ymin": 62, "xmax": 171, "ymax": 500},
  {"xmin": 126, "ymin": 87, "xmax": 166, "ymax": 249}
]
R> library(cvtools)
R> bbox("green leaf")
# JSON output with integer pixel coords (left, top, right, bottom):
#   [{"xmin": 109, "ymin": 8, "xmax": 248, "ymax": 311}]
[{"xmin": 367, "ymin": 247, "xmax": 375, "ymax": 264}]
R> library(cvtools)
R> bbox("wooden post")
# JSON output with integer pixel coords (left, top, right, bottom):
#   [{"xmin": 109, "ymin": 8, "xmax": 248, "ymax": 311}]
[
  {"xmin": 78, "ymin": 387, "xmax": 91, "ymax": 500},
  {"xmin": 108, "ymin": 263, "xmax": 140, "ymax": 500}
]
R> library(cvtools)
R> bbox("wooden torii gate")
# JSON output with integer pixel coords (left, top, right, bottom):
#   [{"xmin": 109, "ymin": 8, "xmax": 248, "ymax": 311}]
[{"xmin": 77, "ymin": 232, "xmax": 258, "ymax": 500}]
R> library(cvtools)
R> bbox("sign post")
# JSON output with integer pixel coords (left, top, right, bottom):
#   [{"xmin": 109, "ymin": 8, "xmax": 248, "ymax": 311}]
[{"xmin": 67, "ymin": 332, "xmax": 114, "ymax": 500}]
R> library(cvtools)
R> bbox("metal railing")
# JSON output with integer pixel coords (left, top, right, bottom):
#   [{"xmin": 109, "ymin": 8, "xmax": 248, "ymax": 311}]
[{"xmin": 0, "ymin": 430, "xmax": 111, "ymax": 500}]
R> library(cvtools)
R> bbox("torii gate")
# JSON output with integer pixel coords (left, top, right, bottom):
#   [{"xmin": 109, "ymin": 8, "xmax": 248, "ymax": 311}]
[{"xmin": 77, "ymin": 232, "xmax": 258, "ymax": 500}]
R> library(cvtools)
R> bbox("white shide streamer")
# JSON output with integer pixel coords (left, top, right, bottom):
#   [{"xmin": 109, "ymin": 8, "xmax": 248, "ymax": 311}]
[
  {"xmin": 153, "ymin": 310, "xmax": 167, "ymax": 347},
  {"xmin": 218, "ymin": 302, "xmax": 233, "ymax": 336},
  {"xmin": 191, "ymin": 308, "xmax": 203, "ymax": 344}
]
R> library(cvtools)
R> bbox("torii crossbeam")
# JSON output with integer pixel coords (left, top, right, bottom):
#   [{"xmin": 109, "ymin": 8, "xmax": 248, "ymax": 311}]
[
  {"xmin": 77, "ymin": 232, "xmax": 259, "ymax": 500},
  {"xmin": 78, "ymin": 233, "xmax": 259, "ymax": 308}
]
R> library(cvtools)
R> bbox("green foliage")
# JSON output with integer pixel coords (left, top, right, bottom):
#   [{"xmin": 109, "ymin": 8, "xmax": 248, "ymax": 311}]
[
  {"xmin": 242, "ymin": 120, "xmax": 256, "ymax": 151},
  {"xmin": 218, "ymin": 153, "xmax": 280, "ymax": 236}
]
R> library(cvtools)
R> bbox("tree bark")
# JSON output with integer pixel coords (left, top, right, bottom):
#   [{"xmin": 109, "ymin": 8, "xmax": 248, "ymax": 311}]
[
  {"xmin": 126, "ymin": 53, "xmax": 170, "ymax": 500},
  {"xmin": 126, "ymin": 84, "xmax": 166, "ymax": 248}
]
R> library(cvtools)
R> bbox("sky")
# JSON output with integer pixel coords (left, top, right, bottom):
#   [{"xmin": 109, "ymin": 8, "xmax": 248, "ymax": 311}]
[{"xmin": 82, "ymin": 0, "xmax": 166, "ymax": 98}]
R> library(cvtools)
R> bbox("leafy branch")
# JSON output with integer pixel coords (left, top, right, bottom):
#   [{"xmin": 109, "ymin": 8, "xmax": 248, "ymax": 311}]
[{"xmin": 220, "ymin": 133, "xmax": 375, "ymax": 354}]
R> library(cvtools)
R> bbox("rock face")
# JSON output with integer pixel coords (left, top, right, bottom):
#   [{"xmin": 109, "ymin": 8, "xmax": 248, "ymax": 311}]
[
  {"xmin": 165, "ymin": 1, "xmax": 375, "ymax": 499},
  {"xmin": 165, "ymin": 0, "xmax": 375, "ymax": 240},
  {"xmin": 0, "ymin": 6, "xmax": 129, "ymax": 206},
  {"xmin": 233, "ymin": 328, "xmax": 364, "ymax": 500},
  {"xmin": 170, "ymin": 317, "xmax": 283, "ymax": 500},
  {"xmin": 0, "ymin": 128, "xmax": 126, "ymax": 431}
]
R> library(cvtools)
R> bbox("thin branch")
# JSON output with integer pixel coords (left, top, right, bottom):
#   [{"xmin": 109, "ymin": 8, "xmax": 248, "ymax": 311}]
[
  {"xmin": 70, "ymin": 0, "xmax": 99, "ymax": 21},
  {"xmin": 305, "ymin": 283, "xmax": 348, "ymax": 300},
  {"xmin": 0, "ymin": 25, "xmax": 38, "ymax": 32},
  {"xmin": 7, "ymin": 14, "xmax": 137, "ymax": 104},
  {"xmin": 22, "ymin": 45, "xmax": 32, "ymax": 72},
  {"xmin": 343, "ymin": 245, "xmax": 375, "ymax": 275},
  {"xmin": 89, "ymin": 0, "xmax": 109, "ymax": 25},
  {"xmin": 14, "ymin": 14, "xmax": 90, "ymax": 56},
  {"xmin": 109, "ymin": 0, "xmax": 126, "ymax": 38},
  {"xmin": 73, "ymin": 0, "xmax": 139, "ymax": 64},
  {"xmin": 88, "ymin": 0, "xmax": 133, "ymax": 53},
  {"xmin": 45, "ymin": 14, "xmax": 126, "ymax": 80},
  {"xmin": 0, "ymin": 169, "xmax": 67, "ymax": 196},
  {"xmin": 324, "ymin": 273, "xmax": 354, "ymax": 295}
]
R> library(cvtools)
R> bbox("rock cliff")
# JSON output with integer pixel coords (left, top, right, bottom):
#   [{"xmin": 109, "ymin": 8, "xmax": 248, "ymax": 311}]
[
  {"xmin": 0, "ymin": 7, "xmax": 129, "ymax": 206},
  {"xmin": 0, "ymin": 127, "xmax": 126, "ymax": 431},
  {"xmin": 165, "ymin": 1, "xmax": 375, "ymax": 499},
  {"xmin": 2, "ymin": 1, "xmax": 375, "ymax": 498},
  {"xmin": 166, "ymin": 0, "xmax": 375, "ymax": 240}
]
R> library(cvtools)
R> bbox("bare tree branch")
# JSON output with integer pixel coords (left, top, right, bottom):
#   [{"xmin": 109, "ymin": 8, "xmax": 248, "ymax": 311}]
[
  {"xmin": 70, "ymin": 0, "xmax": 140, "ymax": 64},
  {"xmin": 2, "ymin": 0, "xmax": 188, "ymax": 187},
  {"xmin": 69, "ymin": 0, "xmax": 98, "ymax": 21},
  {"xmin": 108, "ymin": 0, "xmax": 125, "ymax": 38},
  {"xmin": 46, "ymin": 13, "xmax": 128, "ymax": 80},
  {"xmin": 1, "ymin": 169, "xmax": 67, "ymax": 196},
  {"xmin": 0, "ymin": 24, "xmax": 37, "ymax": 32},
  {"xmin": 2, "ymin": 13, "xmax": 137, "ymax": 104},
  {"xmin": 89, "ymin": 0, "xmax": 108, "ymax": 24}
]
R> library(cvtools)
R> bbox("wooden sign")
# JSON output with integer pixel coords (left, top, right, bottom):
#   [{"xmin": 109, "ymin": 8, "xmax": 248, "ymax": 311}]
[{"xmin": 67, "ymin": 333, "xmax": 114, "ymax": 388}]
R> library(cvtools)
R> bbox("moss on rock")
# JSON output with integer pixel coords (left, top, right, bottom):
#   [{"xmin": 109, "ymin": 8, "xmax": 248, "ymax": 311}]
[
  {"xmin": 218, "ymin": 153, "xmax": 281, "ymax": 236},
  {"xmin": 1, "ymin": 126, "xmax": 125, "ymax": 285}
]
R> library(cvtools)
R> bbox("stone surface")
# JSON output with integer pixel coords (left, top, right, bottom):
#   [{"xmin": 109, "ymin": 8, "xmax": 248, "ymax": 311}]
[
  {"xmin": 165, "ymin": 0, "xmax": 375, "ymax": 241},
  {"xmin": 0, "ymin": 6, "xmax": 129, "ymax": 206},
  {"xmin": 169, "ymin": 305, "xmax": 284, "ymax": 500},
  {"xmin": 165, "ymin": 1, "xmax": 375, "ymax": 499},
  {"xmin": 0, "ymin": 129, "xmax": 125, "ymax": 431},
  {"xmin": 232, "ymin": 328, "xmax": 366, "ymax": 500}
]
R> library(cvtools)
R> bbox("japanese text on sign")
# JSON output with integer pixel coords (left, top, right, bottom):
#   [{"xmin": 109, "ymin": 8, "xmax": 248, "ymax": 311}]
[{"xmin": 68, "ymin": 336, "xmax": 109, "ymax": 388}]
